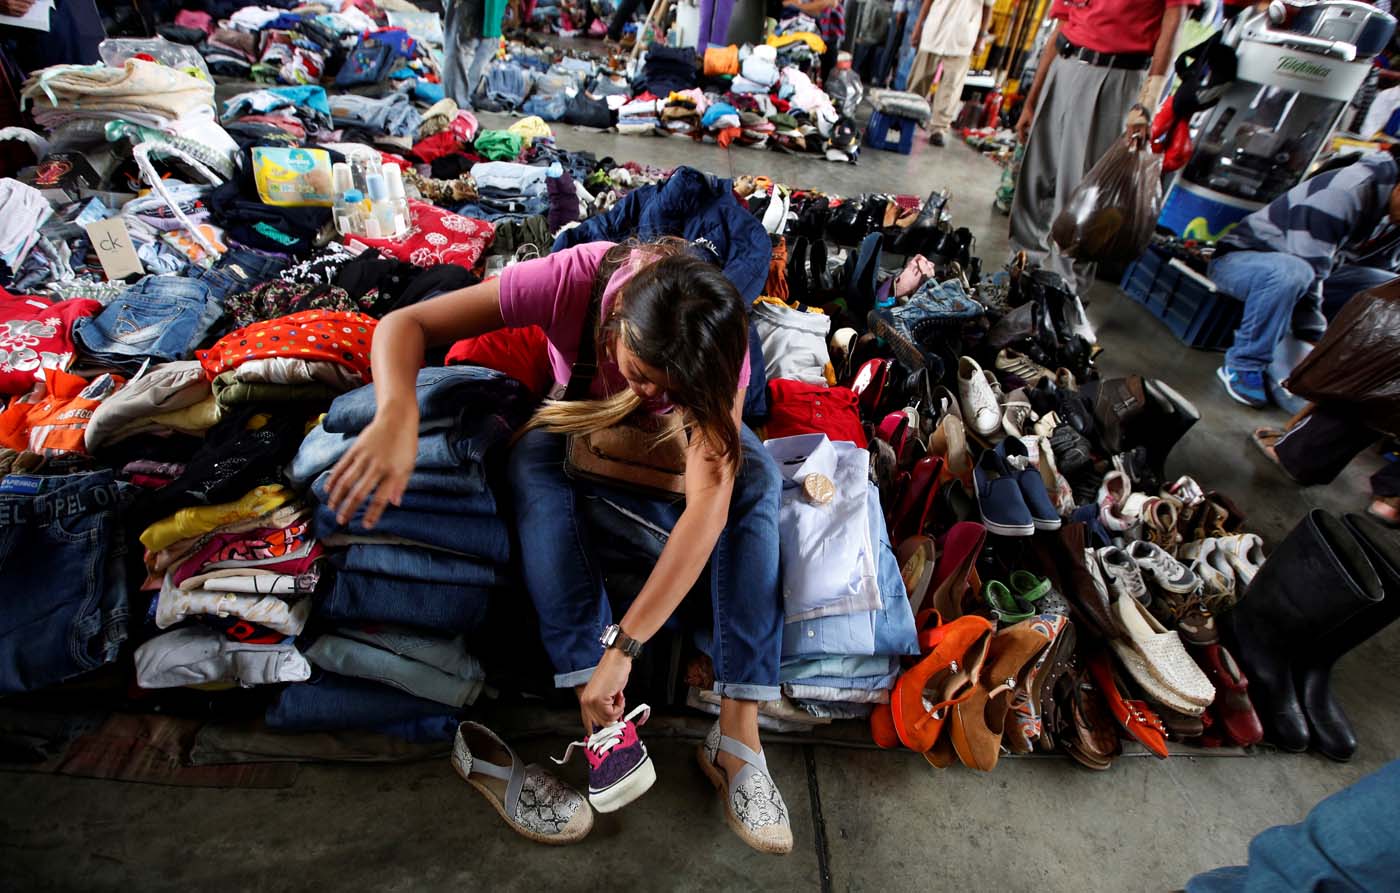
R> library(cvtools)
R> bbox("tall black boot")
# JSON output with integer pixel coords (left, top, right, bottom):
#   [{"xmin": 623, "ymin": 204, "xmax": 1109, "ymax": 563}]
[
  {"xmin": 1297, "ymin": 513, "xmax": 1400, "ymax": 761},
  {"xmin": 1124, "ymin": 379, "xmax": 1200, "ymax": 480},
  {"xmin": 1221, "ymin": 510, "xmax": 1384, "ymax": 752}
]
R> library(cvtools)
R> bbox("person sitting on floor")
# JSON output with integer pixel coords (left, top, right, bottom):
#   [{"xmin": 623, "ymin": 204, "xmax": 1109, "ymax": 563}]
[
  {"xmin": 1210, "ymin": 146, "xmax": 1400, "ymax": 409},
  {"xmin": 322, "ymin": 239, "xmax": 792, "ymax": 854}
]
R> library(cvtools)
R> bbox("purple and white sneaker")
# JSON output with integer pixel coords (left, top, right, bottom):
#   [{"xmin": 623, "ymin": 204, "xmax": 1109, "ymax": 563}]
[{"xmin": 553, "ymin": 704, "xmax": 655, "ymax": 813}]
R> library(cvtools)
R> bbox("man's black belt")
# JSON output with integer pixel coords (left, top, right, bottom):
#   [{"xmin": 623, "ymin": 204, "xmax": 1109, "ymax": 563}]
[{"xmin": 1056, "ymin": 35, "xmax": 1151, "ymax": 71}]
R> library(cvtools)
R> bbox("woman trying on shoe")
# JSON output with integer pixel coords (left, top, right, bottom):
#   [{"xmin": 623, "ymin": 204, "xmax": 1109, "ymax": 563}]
[{"xmin": 324, "ymin": 240, "xmax": 793, "ymax": 854}]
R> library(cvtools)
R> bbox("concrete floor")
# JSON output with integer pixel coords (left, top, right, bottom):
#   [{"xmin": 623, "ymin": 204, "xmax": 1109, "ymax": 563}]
[{"xmin": 4, "ymin": 124, "xmax": 1397, "ymax": 892}]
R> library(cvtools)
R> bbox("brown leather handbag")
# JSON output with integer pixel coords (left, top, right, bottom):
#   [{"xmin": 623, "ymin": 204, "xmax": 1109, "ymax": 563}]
[{"xmin": 562, "ymin": 292, "xmax": 689, "ymax": 499}]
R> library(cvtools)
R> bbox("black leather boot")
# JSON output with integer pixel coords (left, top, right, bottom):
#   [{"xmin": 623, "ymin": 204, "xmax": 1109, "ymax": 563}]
[
  {"xmin": 1222, "ymin": 510, "xmax": 1384, "ymax": 752},
  {"xmin": 1296, "ymin": 513, "xmax": 1400, "ymax": 761},
  {"xmin": 1080, "ymin": 376, "xmax": 1147, "ymax": 455},
  {"xmin": 1124, "ymin": 379, "xmax": 1200, "ymax": 481}
]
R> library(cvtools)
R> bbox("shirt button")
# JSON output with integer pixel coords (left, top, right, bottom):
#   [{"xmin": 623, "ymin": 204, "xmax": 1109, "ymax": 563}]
[{"xmin": 807, "ymin": 629, "xmax": 815, "ymax": 638}]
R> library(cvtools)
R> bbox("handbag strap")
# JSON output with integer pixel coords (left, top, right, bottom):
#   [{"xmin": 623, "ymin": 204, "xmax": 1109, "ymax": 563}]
[{"xmin": 564, "ymin": 290, "xmax": 603, "ymax": 402}]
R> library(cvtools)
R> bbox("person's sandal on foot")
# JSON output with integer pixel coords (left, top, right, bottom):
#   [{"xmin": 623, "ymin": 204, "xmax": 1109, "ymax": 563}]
[
  {"xmin": 697, "ymin": 722, "xmax": 793, "ymax": 854},
  {"xmin": 452, "ymin": 721, "xmax": 593, "ymax": 845}
]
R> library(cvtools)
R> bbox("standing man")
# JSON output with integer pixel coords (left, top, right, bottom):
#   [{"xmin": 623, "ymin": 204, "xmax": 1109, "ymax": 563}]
[
  {"xmin": 907, "ymin": 0, "xmax": 994, "ymax": 147},
  {"xmin": 442, "ymin": 0, "xmax": 505, "ymax": 110},
  {"xmin": 1009, "ymin": 0, "xmax": 1194, "ymax": 288}
]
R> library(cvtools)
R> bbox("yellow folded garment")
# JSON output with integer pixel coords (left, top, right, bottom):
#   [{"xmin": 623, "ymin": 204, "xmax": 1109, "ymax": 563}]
[
  {"xmin": 507, "ymin": 115, "xmax": 552, "ymax": 144},
  {"xmin": 767, "ymin": 32, "xmax": 827, "ymax": 55},
  {"xmin": 111, "ymin": 395, "xmax": 223, "ymax": 443},
  {"xmin": 140, "ymin": 485, "xmax": 292, "ymax": 553}
]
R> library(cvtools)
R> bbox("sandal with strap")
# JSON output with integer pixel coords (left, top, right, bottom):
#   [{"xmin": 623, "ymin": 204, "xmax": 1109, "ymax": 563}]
[
  {"xmin": 451, "ymin": 722, "xmax": 593, "ymax": 845},
  {"xmin": 697, "ymin": 723, "xmax": 794, "ymax": 855}
]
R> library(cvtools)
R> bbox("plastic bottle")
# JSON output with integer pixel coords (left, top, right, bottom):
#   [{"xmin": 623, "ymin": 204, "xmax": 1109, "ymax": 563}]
[
  {"xmin": 332, "ymin": 163, "xmax": 355, "ymax": 235},
  {"xmin": 381, "ymin": 163, "xmax": 409, "ymax": 238},
  {"xmin": 364, "ymin": 173, "xmax": 388, "ymax": 238},
  {"xmin": 341, "ymin": 188, "xmax": 367, "ymax": 236}
]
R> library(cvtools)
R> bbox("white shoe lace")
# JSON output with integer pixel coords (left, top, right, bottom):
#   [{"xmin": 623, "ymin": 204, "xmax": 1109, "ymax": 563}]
[{"xmin": 552, "ymin": 703, "xmax": 651, "ymax": 765}]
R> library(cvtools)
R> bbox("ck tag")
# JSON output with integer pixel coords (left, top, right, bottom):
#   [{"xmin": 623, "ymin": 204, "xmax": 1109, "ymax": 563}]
[{"xmin": 83, "ymin": 217, "xmax": 145, "ymax": 281}]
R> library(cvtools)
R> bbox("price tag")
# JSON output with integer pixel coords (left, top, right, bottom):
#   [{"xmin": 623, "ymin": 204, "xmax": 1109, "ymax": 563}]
[{"xmin": 84, "ymin": 217, "xmax": 144, "ymax": 281}]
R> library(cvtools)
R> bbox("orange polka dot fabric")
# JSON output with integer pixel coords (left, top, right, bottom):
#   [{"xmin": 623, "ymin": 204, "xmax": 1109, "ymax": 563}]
[{"xmin": 197, "ymin": 310, "xmax": 378, "ymax": 381}]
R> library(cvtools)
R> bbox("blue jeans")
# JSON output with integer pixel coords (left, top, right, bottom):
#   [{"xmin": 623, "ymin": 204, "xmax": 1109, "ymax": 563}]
[
  {"xmin": 0, "ymin": 472, "xmax": 132, "ymax": 693},
  {"xmin": 330, "ymin": 544, "xmax": 505, "ymax": 587},
  {"xmin": 309, "ymin": 470, "xmax": 496, "ymax": 516},
  {"xmin": 193, "ymin": 248, "xmax": 287, "ymax": 302},
  {"xmin": 312, "ymin": 502, "xmax": 511, "ymax": 564},
  {"xmin": 323, "ymin": 366, "xmax": 528, "ymax": 435},
  {"xmin": 507, "ymin": 426, "xmax": 784, "ymax": 700},
  {"xmin": 1322, "ymin": 264, "xmax": 1395, "ymax": 319},
  {"xmin": 1187, "ymin": 758, "xmax": 1400, "ymax": 892},
  {"xmin": 71, "ymin": 274, "xmax": 224, "ymax": 373},
  {"xmin": 290, "ymin": 424, "xmax": 504, "ymax": 488},
  {"xmin": 1209, "ymin": 250, "xmax": 1315, "ymax": 372},
  {"xmin": 266, "ymin": 671, "xmax": 457, "ymax": 731},
  {"xmin": 320, "ymin": 568, "xmax": 494, "ymax": 632}
]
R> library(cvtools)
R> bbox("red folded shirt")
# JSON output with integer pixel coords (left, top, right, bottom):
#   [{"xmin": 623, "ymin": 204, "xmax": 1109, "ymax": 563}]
[{"xmin": 767, "ymin": 379, "xmax": 866, "ymax": 447}]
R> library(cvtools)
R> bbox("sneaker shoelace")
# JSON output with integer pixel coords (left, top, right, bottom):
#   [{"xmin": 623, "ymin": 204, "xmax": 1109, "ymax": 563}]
[{"xmin": 552, "ymin": 703, "xmax": 651, "ymax": 766}]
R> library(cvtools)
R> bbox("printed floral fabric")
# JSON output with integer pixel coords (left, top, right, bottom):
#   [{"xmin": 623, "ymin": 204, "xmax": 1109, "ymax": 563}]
[
  {"xmin": 350, "ymin": 200, "xmax": 493, "ymax": 269},
  {"xmin": 0, "ymin": 292, "xmax": 102, "ymax": 395},
  {"xmin": 224, "ymin": 280, "xmax": 372, "ymax": 329},
  {"xmin": 197, "ymin": 310, "xmax": 377, "ymax": 381}
]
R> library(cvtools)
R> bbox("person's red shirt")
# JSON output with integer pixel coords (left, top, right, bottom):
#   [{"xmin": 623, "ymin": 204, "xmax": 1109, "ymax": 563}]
[{"xmin": 1051, "ymin": 0, "xmax": 1199, "ymax": 56}]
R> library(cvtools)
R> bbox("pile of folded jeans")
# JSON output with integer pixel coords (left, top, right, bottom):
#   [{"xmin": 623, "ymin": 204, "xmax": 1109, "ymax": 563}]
[
  {"xmin": 764, "ymin": 433, "xmax": 920, "ymax": 718},
  {"xmin": 268, "ymin": 366, "xmax": 530, "ymax": 735}
]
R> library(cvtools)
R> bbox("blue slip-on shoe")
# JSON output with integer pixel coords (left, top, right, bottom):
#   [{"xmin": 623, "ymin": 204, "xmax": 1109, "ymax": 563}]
[
  {"xmin": 1216, "ymin": 365, "xmax": 1270, "ymax": 409},
  {"xmin": 997, "ymin": 438, "xmax": 1062, "ymax": 531},
  {"xmin": 974, "ymin": 449, "xmax": 1036, "ymax": 537}
]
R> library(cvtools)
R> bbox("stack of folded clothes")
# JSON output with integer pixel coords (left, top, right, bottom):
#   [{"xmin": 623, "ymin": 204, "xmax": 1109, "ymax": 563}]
[
  {"xmin": 271, "ymin": 366, "xmax": 532, "ymax": 738},
  {"xmin": 765, "ymin": 433, "xmax": 919, "ymax": 718},
  {"xmin": 19, "ymin": 59, "xmax": 236, "ymax": 164}
]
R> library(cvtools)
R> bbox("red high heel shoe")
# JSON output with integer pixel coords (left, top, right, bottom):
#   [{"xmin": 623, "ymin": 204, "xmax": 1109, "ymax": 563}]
[{"xmin": 1087, "ymin": 651, "xmax": 1170, "ymax": 759}]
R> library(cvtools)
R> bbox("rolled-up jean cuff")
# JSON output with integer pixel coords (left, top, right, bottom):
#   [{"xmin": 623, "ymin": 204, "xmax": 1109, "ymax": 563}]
[
  {"xmin": 554, "ymin": 666, "xmax": 595, "ymax": 688},
  {"xmin": 714, "ymin": 682, "xmax": 782, "ymax": 701}
]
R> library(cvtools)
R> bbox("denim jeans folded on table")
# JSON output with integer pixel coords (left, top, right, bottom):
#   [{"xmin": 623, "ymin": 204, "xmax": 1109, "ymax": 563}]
[
  {"xmin": 330, "ymin": 543, "xmax": 506, "ymax": 586},
  {"xmin": 322, "ymin": 366, "xmax": 530, "ymax": 436},
  {"xmin": 0, "ymin": 471, "xmax": 133, "ymax": 694},
  {"xmin": 312, "ymin": 501, "xmax": 510, "ymax": 563},
  {"xmin": 781, "ymin": 652, "xmax": 899, "ymax": 683},
  {"xmin": 289, "ymin": 427, "xmax": 490, "ymax": 493},
  {"xmin": 72, "ymin": 274, "xmax": 225, "ymax": 372},
  {"xmin": 320, "ymin": 567, "xmax": 494, "ymax": 632},
  {"xmin": 267, "ymin": 671, "xmax": 458, "ymax": 731},
  {"xmin": 309, "ymin": 470, "xmax": 496, "ymax": 516},
  {"xmin": 304, "ymin": 629, "xmax": 485, "ymax": 707}
]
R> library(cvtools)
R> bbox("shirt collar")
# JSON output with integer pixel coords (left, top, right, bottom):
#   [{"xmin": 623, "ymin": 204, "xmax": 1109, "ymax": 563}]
[{"xmin": 766, "ymin": 433, "xmax": 838, "ymax": 486}]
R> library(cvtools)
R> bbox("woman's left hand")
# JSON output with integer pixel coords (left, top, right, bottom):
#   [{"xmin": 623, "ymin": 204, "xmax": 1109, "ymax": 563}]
[{"xmin": 579, "ymin": 649, "xmax": 632, "ymax": 733}]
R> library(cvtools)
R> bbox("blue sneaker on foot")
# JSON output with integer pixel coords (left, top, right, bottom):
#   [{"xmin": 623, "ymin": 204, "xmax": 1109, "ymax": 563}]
[{"xmin": 1217, "ymin": 365, "xmax": 1270, "ymax": 408}]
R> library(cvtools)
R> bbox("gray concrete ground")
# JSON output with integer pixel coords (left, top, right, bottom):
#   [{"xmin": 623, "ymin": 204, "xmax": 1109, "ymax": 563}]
[{"xmin": 3, "ymin": 122, "xmax": 1396, "ymax": 893}]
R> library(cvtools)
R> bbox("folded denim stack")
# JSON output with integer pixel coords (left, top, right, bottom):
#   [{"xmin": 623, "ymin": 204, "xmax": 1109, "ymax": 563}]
[
  {"xmin": 765, "ymin": 434, "xmax": 920, "ymax": 716},
  {"xmin": 294, "ymin": 367, "xmax": 529, "ymax": 637},
  {"xmin": 0, "ymin": 471, "xmax": 135, "ymax": 693}
]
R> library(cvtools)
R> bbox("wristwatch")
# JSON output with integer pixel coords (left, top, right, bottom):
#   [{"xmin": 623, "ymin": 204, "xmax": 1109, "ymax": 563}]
[{"xmin": 600, "ymin": 624, "xmax": 643, "ymax": 659}]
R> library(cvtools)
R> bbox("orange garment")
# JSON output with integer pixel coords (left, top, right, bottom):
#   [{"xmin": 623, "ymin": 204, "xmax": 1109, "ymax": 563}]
[
  {"xmin": 197, "ymin": 310, "xmax": 377, "ymax": 382},
  {"xmin": 766, "ymin": 237, "xmax": 789, "ymax": 301},
  {"xmin": 704, "ymin": 45, "xmax": 740, "ymax": 77},
  {"xmin": 715, "ymin": 126, "xmax": 742, "ymax": 148},
  {"xmin": 0, "ymin": 369, "xmax": 125, "ymax": 456}
]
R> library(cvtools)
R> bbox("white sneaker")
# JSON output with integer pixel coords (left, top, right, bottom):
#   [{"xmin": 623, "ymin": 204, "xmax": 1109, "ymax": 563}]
[
  {"xmin": 1216, "ymin": 533, "xmax": 1266, "ymax": 588},
  {"xmin": 1125, "ymin": 540, "xmax": 1199, "ymax": 594},
  {"xmin": 1097, "ymin": 546, "xmax": 1150, "ymax": 605},
  {"xmin": 958, "ymin": 356, "xmax": 1002, "ymax": 437}
]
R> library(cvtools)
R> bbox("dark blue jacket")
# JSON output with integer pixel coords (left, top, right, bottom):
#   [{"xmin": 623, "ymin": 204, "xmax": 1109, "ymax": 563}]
[{"xmin": 553, "ymin": 166, "xmax": 773, "ymax": 421}]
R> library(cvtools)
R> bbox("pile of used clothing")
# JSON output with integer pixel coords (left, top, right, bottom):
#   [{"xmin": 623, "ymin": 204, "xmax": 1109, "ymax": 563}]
[{"xmin": 0, "ymin": 0, "xmax": 1283, "ymax": 780}]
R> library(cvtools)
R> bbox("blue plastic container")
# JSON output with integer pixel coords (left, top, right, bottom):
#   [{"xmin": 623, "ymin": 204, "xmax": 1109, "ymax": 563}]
[
  {"xmin": 865, "ymin": 110, "xmax": 917, "ymax": 155},
  {"xmin": 1119, "ymin": 246, "xmax": 1242, "ymax": 351}
]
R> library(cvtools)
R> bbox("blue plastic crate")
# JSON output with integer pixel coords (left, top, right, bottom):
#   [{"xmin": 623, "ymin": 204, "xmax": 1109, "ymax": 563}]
[
  {"xmin": 865, "ymin": 110, "xmax": 917, "ymax": 155},
  {"xmin": 1120, "ymin": 246, "xmax": 1242, "ymax": 351}
]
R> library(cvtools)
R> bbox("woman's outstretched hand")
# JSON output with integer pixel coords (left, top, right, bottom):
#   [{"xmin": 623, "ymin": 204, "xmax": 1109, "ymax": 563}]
[
  {"xmin": 324, "ymin": 412, "xmax": 419, "ymax": 529},
  {"xmin": 579, "ymin": 649, "xmax": 632, "ymax": 733}
]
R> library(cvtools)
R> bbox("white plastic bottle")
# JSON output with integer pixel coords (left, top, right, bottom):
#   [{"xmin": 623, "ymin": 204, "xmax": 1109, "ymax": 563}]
[
  {"xmin": 381, "ymin": 163, "xmax": 410, "ymax": 237},
  {"xmin": 331, "ymin": 162, "xmax": 355, "ymax": 235}
]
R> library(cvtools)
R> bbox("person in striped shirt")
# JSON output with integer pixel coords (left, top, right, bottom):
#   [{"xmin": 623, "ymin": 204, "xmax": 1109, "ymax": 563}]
[{"xmin": 1209, "ymin": 147, "xmax": 1400, "ymax": 408}]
